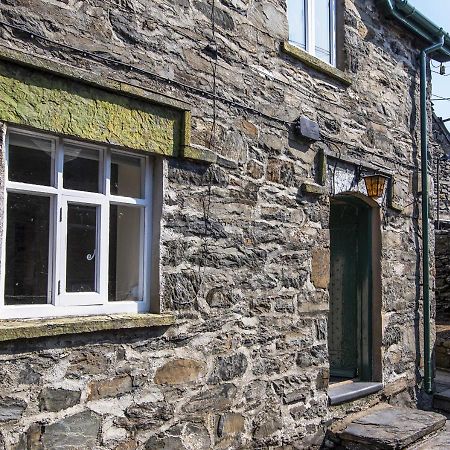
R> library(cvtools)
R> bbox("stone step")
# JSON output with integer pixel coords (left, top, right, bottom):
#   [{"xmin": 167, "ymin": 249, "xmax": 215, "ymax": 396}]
[
  {"xmin": 434, "ymin": 388, "xmax": 450, "ymax": 413},
  {"xmin": 337, "ymin": 405, "xmax": 446, "ymax": 449}
]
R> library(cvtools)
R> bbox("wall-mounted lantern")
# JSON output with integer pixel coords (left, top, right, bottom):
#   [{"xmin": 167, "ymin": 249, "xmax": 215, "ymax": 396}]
[{"xmin": 363, "ymin": 174, "xmax": 388, "ymax": 199}]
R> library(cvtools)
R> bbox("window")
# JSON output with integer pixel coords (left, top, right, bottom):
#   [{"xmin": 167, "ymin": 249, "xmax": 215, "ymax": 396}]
[
  {"xmin": 1, "ymin": 129, "xmax": 154, "ymax": 319},
  {"xmin": 287, "ymin": 0, "xmax": 336, "ymax": 66}
]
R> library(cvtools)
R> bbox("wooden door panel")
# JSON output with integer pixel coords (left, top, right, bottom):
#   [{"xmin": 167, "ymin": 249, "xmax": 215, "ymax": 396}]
[
  {"xmin": 328, "ymin": 198, "xmax": 373, "ymax": 381},
  {"xmin": 329, "ymin": 203, "xmax": 359, "ymax": 377}
]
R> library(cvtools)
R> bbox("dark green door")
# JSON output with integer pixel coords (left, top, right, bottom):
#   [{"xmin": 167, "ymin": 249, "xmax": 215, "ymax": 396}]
[{"xmin": 328, "ymin": 197, "xmax": 372, "ymax": 381}]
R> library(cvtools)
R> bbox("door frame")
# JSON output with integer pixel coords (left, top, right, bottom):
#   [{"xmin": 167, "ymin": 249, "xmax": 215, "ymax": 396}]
[{"xmin": 329, "ymin": 192, "xmax": 383, "ymax": 382}]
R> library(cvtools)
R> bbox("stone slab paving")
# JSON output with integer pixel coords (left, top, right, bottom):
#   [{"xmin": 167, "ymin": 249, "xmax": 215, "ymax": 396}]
[
  {"xmin": 413, "ymin": 421, "xmax": 450, "ymax": 449},
  {"xmin": 339, "ymin": 406, "xmax": 446, "ymax": 449}
]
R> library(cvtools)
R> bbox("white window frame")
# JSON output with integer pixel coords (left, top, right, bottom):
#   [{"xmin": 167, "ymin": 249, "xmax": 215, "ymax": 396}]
[
  {"xmin": 288, "ymin": 0, "xmax": 337, "ymax": 67},
  {"xmin": 0, "ymin": 126, "xmax": 153, "ymax": 319}
]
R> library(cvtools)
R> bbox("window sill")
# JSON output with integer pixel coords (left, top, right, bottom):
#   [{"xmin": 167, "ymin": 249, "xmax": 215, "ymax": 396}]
[
  {"xmin": 0, "ymin": 313, "xmax": 175, "ymax": 342},
  {"xmin": 281, "ymin": 41, "xmax": 352, "ymax": 86}
]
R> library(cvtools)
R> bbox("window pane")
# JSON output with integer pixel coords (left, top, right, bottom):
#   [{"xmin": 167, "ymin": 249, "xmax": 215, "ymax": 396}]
[
  {"xmin": 315, "ymin": 0, "xmax": 332, "ymax": 63},
  {"xmin": 109, "ymin": 205, "xmax": 142, "ymax": 302},
  {"xmin": 66, "ymin": 204, "xmax": 97, "ymax": 292},
  {"xmin": 111, "ymin": 153, "xmax": 143, "ymax": 198},
  {"xmin": 5, "ymin": 193, "xmax": 50, "ymax": 305},
  {"xmin": 8, "ymin": 133, "xmax": 54, "ymax": 186},
  {"xmin": 287, "ymin": 0, "xmax": 306, "ymax": 49},
  {"xmin": 64, "ymin": 145, "xmax": 100, "ymax": 192}
]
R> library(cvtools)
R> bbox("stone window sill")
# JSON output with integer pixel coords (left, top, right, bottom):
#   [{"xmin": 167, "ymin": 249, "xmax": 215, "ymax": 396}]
[
  {"xmin": 281, "ymin": 41, "xmax": 352, "ymax": 86},
  {"xmin": 0, "ymin": 313, "xmax": 175, "ymax": 342}
]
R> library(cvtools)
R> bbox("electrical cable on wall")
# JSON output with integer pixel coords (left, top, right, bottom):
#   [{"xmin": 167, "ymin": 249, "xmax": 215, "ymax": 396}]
[
  {"xmin": 0, "ymin": 14, "xmax": 386, "ymax": 127},
  {"xmin": 0, "ymin": 20, "xmax": 407, "ymax": 129},
  {"xmin": 0, "ymin": 20, "xmax": 425, "ymax": 177},
  {"xmin": 197, "ymin": 0, "xmax": 218, "ymax": 298},
  {"xmin": 0, "ymin": 20, "xmax": 290, "ymax": 126},
  {"xmin": 431, "ymin": 60, "xmax": 448, "ymax": 69},
  {"xmin": 431, "ymin": 70, "xmax": 450, "ymax": 76},
  {"xmin": 322, "ymin": 134, "xmax": 416, "ymax": 172},
  {"xmin": 208, "ymin": 0, "xmax": 218, "ymax": 151}
]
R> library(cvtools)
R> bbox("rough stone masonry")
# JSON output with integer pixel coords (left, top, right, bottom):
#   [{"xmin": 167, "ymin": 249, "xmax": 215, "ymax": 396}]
[{"xmin": 0, "ymin": 0, "xmax": 439, "ymax": 448}]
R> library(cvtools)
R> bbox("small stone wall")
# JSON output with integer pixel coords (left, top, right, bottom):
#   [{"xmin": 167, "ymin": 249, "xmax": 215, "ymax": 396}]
[
  {"xmin": 432, "ymin": 115, "xmax": 450, "ymax": 227},
  {"xmin": 435, "ymin": 231, "xmax": 450, "ymax": 321},
  {"xmin": 436, "ymin": 325, "xmax": 450, "ymax": 370},
  {"xmin": 432, "ymin": 116, "xmax": 450, "ymax": 325}
]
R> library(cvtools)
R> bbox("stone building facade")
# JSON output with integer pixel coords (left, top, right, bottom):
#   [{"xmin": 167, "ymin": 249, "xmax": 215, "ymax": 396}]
[{"xmin": 0, "ymin": 0, "xmax": 444, "ymax": 448}]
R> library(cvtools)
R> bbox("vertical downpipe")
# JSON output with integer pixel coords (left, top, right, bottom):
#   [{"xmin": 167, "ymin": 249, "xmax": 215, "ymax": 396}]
[{"xmin": 420, "ymin": 36, "xmax": 444, "ymax": 394}]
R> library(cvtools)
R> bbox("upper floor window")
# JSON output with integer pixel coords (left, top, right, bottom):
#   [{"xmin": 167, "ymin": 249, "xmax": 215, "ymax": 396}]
[
  {"xmin": 287, "ymin": 0, "xmax": 336, "ymax": 66},
  {"xmin": 1, "ymin": 128, "xmax": 155, "ymax": 319}
]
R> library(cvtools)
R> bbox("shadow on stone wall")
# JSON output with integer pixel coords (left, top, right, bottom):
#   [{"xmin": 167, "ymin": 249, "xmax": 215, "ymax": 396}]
[{"xmin": 0, "ymin": 326, "xmax": 170, "ymax": 356}]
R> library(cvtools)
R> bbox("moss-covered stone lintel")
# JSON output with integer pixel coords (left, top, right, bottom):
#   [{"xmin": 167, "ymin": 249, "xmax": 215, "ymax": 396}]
[
  {"xmin": 281, "ymin": 41, "xmax": 352, "ymax": 86},
  {"xmin": 0, "ymin": 60, "xmax": 182, "ymax": 156},
  {"xmin": 0, "ymin": 313, "xmax": 175, "ymax": 342},
  {"xmin": 0, "ymin": 45, "xmax": 219, "ymax": 163},
  {"xmin": 0, "ymin": 44, "xmax": 190, "ymax": 112}
]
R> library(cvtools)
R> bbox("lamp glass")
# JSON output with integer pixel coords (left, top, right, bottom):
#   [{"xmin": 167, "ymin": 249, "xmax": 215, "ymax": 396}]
[{"xmin": 363, "ymin": 174, "xmax": 387, "ymax": 198}]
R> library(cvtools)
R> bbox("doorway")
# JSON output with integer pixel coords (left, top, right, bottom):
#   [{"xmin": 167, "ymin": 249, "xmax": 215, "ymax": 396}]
[{"xmin": 328, "ymin": 194, "xmax": 381, "ymax": 383}]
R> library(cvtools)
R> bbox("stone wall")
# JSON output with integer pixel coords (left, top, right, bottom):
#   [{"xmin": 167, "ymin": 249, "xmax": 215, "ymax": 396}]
[
  {"xmin": 436, "ymin": 324, "xmax": 450, "ymax": 370},
  {"xmin": 432, "ymin": 116, "xmax": 450, "ymax": 226},
  {"xmin": 432, "ymin": 117, "xmax": 450, "ymax": 322},
  {"xmin": 435, "ymin": 230, "xmax": 450, "ymax": 321},
  {"xmin": 0, "ymin": 0, "xmax": 436, "ymax": 448}
]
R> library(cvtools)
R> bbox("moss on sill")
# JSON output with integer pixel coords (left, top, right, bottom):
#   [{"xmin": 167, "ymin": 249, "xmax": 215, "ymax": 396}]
[
  {"xmin": 281, "ymin": 41, "xmax": 352, "ymax": 86},
  {"xmin": 0, "ymin": 313, "xmax": 175, "ymax": 342}
]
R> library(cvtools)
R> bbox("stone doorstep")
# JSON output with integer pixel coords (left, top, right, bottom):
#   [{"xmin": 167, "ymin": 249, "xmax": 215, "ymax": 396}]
[
  {"xmin": 338, "ymin": 405, "xmax": 446, "ymax": 449},
  {"xmin": 433, "ymin": 388, "xmax": 450, "ymax": 413}
]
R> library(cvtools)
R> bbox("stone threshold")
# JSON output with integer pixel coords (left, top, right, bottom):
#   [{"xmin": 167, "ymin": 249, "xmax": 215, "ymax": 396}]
[
  {"xmin": 328, "ymin": 381, "xmax": 383, "ymax": 406},
  {"xmin": 0, "ymin": 313, "xmax": 175, "ymax": 342}
]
